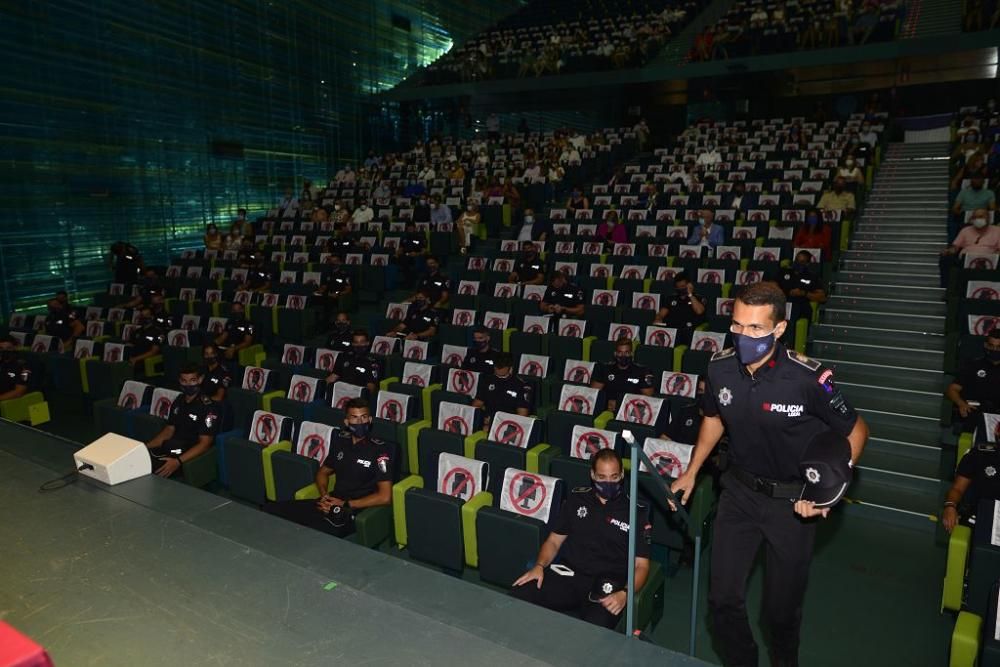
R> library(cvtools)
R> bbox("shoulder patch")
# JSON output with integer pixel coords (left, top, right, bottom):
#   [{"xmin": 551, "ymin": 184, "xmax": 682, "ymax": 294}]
[
  {"xmin": 572, "ymin": 486, "xmax": 592, "ymax": 493},
  {"xmin": 786, "ymin": 349, "xmax": 821, "ymax": 371},
  {"xmin": 369, "ymin": 437, "xmax": 386, "ymax": 445},
  {"xmin": 710, "ymin": 348, "xmax": 736, "ymax": 362},
  {"xmin": 974, "ymin": 441, "xmax": 997, "ymax": 454}
]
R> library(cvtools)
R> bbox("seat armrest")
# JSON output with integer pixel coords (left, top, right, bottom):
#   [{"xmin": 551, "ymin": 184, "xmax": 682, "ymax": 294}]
[
  {"xmin": 462, "ymin": 491, "xmax": 494, "ymax": 567},
  {"xmin": 392, "ymin": 474, "xmax": 424, "ymax": 546}
]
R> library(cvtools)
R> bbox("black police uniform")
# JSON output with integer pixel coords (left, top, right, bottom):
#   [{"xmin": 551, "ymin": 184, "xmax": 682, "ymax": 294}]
[
  {"xmin": 702, "ymin": 343, "xmax": 858, "ymax": 667},
  {"xmin": 771, "ymin": 266, "xmax": 824, "ymax": 324},
  {"xmin": 956, "ymin": 356, "xmax": 1000, "ymax": 415},
  {"xmin": 131, "ymin": 324, "xmax": 166, "ymax": 358},
  {"xmin": 202, "ymin": 363, "xmax": 233, "ymax": 399},
  {"xmin": 463, "ymin": 346, "xmax": 499, "ymax": 374},
  {"xmin": 322, "ymin": 268, "xmax": 351, "ymax": 298},
  {"xmin": 659, "ymin": 292, "xmax": 707, "ymax": 346},
  {"xmin": 417, "ymin": 272, "xmax": 450, "ymax": 305},
  {"xmin": 114, "ymin": 244, "xmax": 143, "ymax": 284},
  {"xmin": 138, "ymin": 279, "xmax": 165, "ymax": 305},
  {"xmin": 400, "ymin": 305, "xmax": 439, "ymax": 337},
  {"xmin": 542, "ymin": 283, "xmax": 585, "ymax": 314},
  {"xmin": 45, "ymin": 309, "xmax": 78, "ymax": 343},
  {"xmin": 591, "ymin": 361, "xmax": 655, "ymax": 409},
  {"xmin": 511, "ymin": 487, "xmax": 652, "ymax": 628},
  {"xmin": 148, "ymin": 393, "xmax": 221, "ymax": 475},
  {"xmin": 327, "ymin": 327, "xmax": 354, "ymax": 353},
  {"xmin": 513, "ymin": 255, "xmax": 545, "ymax": 283},
  {"xmin": 219, "ymin": 317, "xmax": 254, "ymax": 350},
  {"xmin": 326, "ymin": 236, "xmax": 357, "ymax": 257},
  {"xmin": 476, "ymin": 373, "xmax": 533, "ymax": 415},
  {"xmin": 956, "ymin": 442, "xmax": 1000, "ymax": 523},
  {"xmin": 0, "ymin": 356, "xmax": 32, "ymax": 395},
  {"xmin": 246, "ymin": 267, "xmax": 274, "ymax": 291},
  {"xmin": 151, "ymin": 309, "xmax": 176, "ymax": 331},
  {"xmin": 264, "ymin": 430, "xmax": 393, "ymax": 537},
  {"xmin": 400, "ymin": 231, "xmax": 426, "ymax": 255},
  {"xmin": 333, "ymin": 351, "xmax": 382, "ymax": 389},
  {"xmin": 666, "ymin": 399, "xmax": 702, "ymax": 445}
]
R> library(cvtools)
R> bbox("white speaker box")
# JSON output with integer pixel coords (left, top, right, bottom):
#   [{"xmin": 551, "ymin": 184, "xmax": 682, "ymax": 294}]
[{"xmin": 73, "ymin": 433, "xmax": 151, "ymax": 485}]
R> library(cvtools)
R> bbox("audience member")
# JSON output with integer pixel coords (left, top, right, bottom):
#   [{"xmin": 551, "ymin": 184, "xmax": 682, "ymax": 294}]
[{"xmin": 144, "ymin": 363, "xmax": 220, "ymax": 478}]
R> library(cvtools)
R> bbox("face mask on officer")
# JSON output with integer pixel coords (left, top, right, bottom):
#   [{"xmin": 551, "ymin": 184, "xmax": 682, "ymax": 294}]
[
  {"xmin": 335, "ymin": 318, "xmax": 351, "ymax": 331},
  {"xmin": 793, "ymin": 254, "xmax": 812, "ymax": 273},
  {"xmin": 592, "ymin": 469, "xmax": 624, "ymax": 500},
  {"xmin": 346, "ymin": 414, "xmax": 372, "ymax": 438},
  {"xmin": 179, "ymin": 379, "xmax": 201, "ymax": 397},
  {"xmin": 230, "ymin": 308, "xmax": 245, "ymax": 320},
  {"xmin": 614, "ymin": 348, "xmax": 632, "ymax": 367},
  {"xmin": 474, "ymin": 336, "xmax": 490, "ymax": 350},
  {"xmin": 732, "ymin": 320, "xmax": 782, "ymax": 365},
  {"xmin": 204, "ymin": 354, "xmax": 218, "ymax": 366}
]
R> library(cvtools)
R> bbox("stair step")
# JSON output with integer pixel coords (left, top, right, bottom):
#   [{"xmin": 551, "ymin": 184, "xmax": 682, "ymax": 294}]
[
  {"xmin": 837, "ymin": 271, "xmax": 940, "ymax": 287},
  {"xmin": 812, "ymin": 357, "xmax": 945, "ymax": 393},
  {"xmin": 845, "ymin": 474, "xmax": 942, "ymax": 517},
  {"xmin": 833, "ymin": 282, "xmax": 944, "ymax": 301},
  {"xmin": 842, "ymin": 250, "xmax": 941, "ymax": 263},
  {"xmin": 839, "ymin": 381, "xmax": 943, "ymax": 419},
  {"xmin": 854, "ymin": 222, "xmax": 944, "ymax": 230},
  {"xmin": 855, "ymin": 406, "xmax": 942, "ymax": 447},
  {"xmin": 811, "ymin": 323, "xmax": 946, "ymax": 351},
  {"xmin": 825, "ymin": 295, "xmax": 946, "ymax": 317},
  {"xmin": 811, "ymin": 339, "xmax": 943, "ymax": 370},
  {"xmin": 820, "ymin": 308, "xmax": 945, "ymax": 334},
  {"xmin": 852, "ymin": 232, "xmax": 945, "ymax": 242},
  {"xmin": 860, "ymin": 436, "xmax": 942, "ymax": 479},
  {"xmin": 840, "ymin": 260, "xmax": 938, "ymax": 276}
]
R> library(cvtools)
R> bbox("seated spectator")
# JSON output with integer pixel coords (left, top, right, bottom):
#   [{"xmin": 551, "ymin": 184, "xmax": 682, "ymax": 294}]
[
  {"xmin": 110, "ymin": 241, "xmax": 145, "ymax": 285},
  {"xmin": 722, "ymin": 181, "xmax": 758, "ymax": 214},
  {"xmin": 938, "ymin": 209, "xmax": 1000, "ymax": 285},
  {"xmin": 204, "ymin": 224, "xmax": 222, "ymax": 251},
  {"xmin": 472, "ymin": 352, "xmax": 532, "ymax": 429},
  {"xmin": 945, "ymin": 328, "xmax": 1000, "ymax": 426},
  {"xmin": 463, "ymin": 326, "xmax": 498, "ymax": 374},
  {"xmin": 397, "ymin": 221, "xmax": 427, "ymax": 283},
  {"xmin": 817, "ymin": 177, "xmax": 856, "ymax": 217},
  {"xmin": 653, "ymin": 272, "xmax": 707, "ymax": 346},
  {"xmin": 687, "ymin": 209, "xmax": 724, "ymax": 248},
  {"xmin": 951, "ymin": 152, "xmax": 988, "ymax": 192},
  {"xmin": 325, "ymin": 227, "xmax": 358, "ymax": 258},
  {"xmin": 837, "ymin": 157, "xmax": 865, "ymax": 187},
  {"xmin": 516, "ymin": 208, "xmax": 547, "ymax": 243},
  {"xmin": 264, "ymin": 398, "xmax": 392, "ymax": 538},
  {"xmin": 129, "ymin": 306, "xmax": 165, "ymax": 375},
  {"xmin": 351, "ymin": 202, "xmax": 373, "ymax": 224},
  {"xmin": 566, "ymin": 186, "xmax": 590, "ymax": 212},
  {"xmin": 242, "ymin": 255, "xmax": 274, "ymax": 293},
  {"xmin": 417, "ymin": 163, "xmax": 436, "ymax": 182},
  {"xmin": 696, "ymin": 142, "xmax": 722, "ymax": 167},
  {"xmin": 511, "ymin": 449, "xmax": 651, "ymax": 629},
  {"xmin": 414, "ymin": 256, "xmax": 450, "ymax": 309},
  {"xmin": 214, "ymin": 303, "xmax": 254, "ymax": 362},
  {"xmin": 224, "ymin": 223, "xmax": 243, "ymax": 251},
  {"xmin": 44, "ymin": 298, "xmax": 83, "ymax": 350},
  {"xmin": 332, "ymin": 200, "xmax": 351, "ymax": 226},
  {"xmin": 591, "ymin": 338, "xmax": 655, "ymax": 413},
  {"xmin": 502, "ymin": 178, "xmax": 522, "ymax": 210},
  {"xmin": 597, "ymin": 211, "xmax": 628, "ymax": 244},
  {"xmin": 276, "ymin": 187, "xmax": 299, "ymax": 218},
  {"xmin": 316, "ymin": 255, "xmax": 352, "ymax": 324},
  {"xmin": 325, "ymin": 330, "xmax": 381, "ymax": 395},
  {"xmin": 767, "ymin": 250, "xmax": 828, "ymax": 324},
  {"xmin": 858, "ymin": 121, "xmax": 879, "ymax": 150},
  {"xmin": 540, "ymin": 271, "xmax": 585, "ymax": 318},
  {"xmin": 792, "ymin": 211, "xmax": 833, "ymax": 260},
  {"xmin": 951, "ymin": 175, "xmax": 996, "ymax": 241},
  {"xmin": 430, "ymin": 196, "xmax": 453, "ymax": 226},
  {"xmin": 326, "ymin": 311, "xmax": 354, "ymax": 354},
  {"xmin": 233, "ymin": 209, "xmax": 253, "ymax": 238},
  {"xmin": 200, "ymin": 344, "xmax": 232, "ymax": 402},
  {"xmin": 942, "ymin": 439, "xmax": 1000, "ymax": 533},
  {"xmin": 388, "ymin": 290, "xmax": 439, "ymax": 342},
  {"xmin": 509, "ymin": 240, "xmax": 546, "ymax": 286},
  {"xmin": 0, "ymin": 335, "xmax": 32, "ymax": 402},
  {"xmin": 144, "ymin": 363, "xmax": 220, "ymax": 478},
  {"xmin": 122, "ymin": 268, "xmax": 165, "ymax": 308}
]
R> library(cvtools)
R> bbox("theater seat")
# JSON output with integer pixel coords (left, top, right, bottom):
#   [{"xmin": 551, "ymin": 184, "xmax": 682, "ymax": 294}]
[
  {"xmin": 476, "ymin": 505, "xmax": 547, "ymax": 587},
  {"xmin": 614, "ymin": 560, "xmax": 665, "ymax": 634},
  {"xmin": 941, "ymin": 524, "xmax": 971, "ymax": 613},
  {"xmin": 405, "ymin": 488, "xmax": 467, "ymax": 572},
  {"xmin": 949, "ymin": 611, "xmax": 981, "ymax": 667},
  {"xmin": 0, "ymin": 391, "xmax": 49, "ymax": 426}
]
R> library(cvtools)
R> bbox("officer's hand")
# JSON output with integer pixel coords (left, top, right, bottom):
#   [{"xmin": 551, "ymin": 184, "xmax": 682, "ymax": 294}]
[
  {"xmin": 600, "ymin": 590, "xmax": 628, "ymax": 615},
  {"xmin": 316, "ymin": 495, "xmax": 336, "ymax": 513},
  {"xmin": 156, "ymin": 457, "xmax": 181, "ymax": 478},
  {"xmin": 793, "ymin": 500, "xmax": 830, "ymax": 519},
  {"xmin": 513, "ymin": 565, "xmax": 545, "ymax": 589},
  {"xmin": 942, "ymin": 506, "xmax": 959, "ymax": 533},
  {"xmin": 958, "ymin": 402, "xmax": 976, "ymax": 418},
  {"xmin": 325, "ymin": 373, "xmax": 339, "ymax": 384},
  {"xmin": 405, "ymin": 333, "xmax": 418, "ymax": 341},
  {"xmin": 669, "ymin": 472, "xmax": 696, "ymax": 511}
]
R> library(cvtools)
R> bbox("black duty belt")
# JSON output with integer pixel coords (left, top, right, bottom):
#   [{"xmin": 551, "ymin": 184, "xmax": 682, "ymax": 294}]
[{"xmin": 730, "ymin": 467, "xmax": 804, "ymax": 500}]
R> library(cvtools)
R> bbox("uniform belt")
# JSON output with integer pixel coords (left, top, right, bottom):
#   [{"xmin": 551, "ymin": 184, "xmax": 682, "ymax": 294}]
[{"xmin": 730, "ymin": 467, "xmax": 803, "ymax": 500}]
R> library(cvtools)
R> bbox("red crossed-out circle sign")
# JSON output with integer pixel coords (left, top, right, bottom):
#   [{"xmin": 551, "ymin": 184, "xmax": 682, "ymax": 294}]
[
  {"xmin": 522, "ymin": 361, "xmax": 544, "ymax": 377},
  {"xmin": 971, "ymin": 287, "xmax": 999, "ymax": 300},
  {"xmin": 616, "ymin": 246, "xmax": 631, "ymax": 256},
  {"xmin": 32, "ymin": 342, "xmax": 47, "ymax": 353},
  {"xmin": 291, "ymin": 381, "xmax": 312, "ymax": 402},
  {"xmin": 247, "ymin": 369, "xmax": 265, "ymax": 391},
  {"xmin": 171, "ymin": 332, "xmax": 188, "ymax": 346},
  {"xmin": 450, "ymin": 370, "xmax": 475, "ymax": 394},
  {"xmin": 285, "ymin": 348, "xmax": 302, "ymax": 365},
  {"xmin": 255, "ymin": 414, "xmax": 278, "ymax": 444},
  {"xmin": 76, "ymin": 347, "xmax": 89, "ymax": 359},
  {"xmin": 441, "ymin": 466, "xmax": 476, "ymax": 501},
  {"xmin": 444, "ymin": 353, "xmax": 463, "ymax": 366},
  {"xmin": 375, "ymin": 341, "xmax": 392, "ymax": 355},
  {"xmin": 740, "ymin": 271, "xmax": 760, "ymax": 285},
  {"xmin": 507, "ymin": 472, "xmax": 547, "ymax": 515},
  {"xmin": 379, "ymin": 399, "xmax": 404, "ymax": 422},
  {"xmin": 487, "ymin": 317, "xmax": 505, "ymax": 330},
  {"xmin": 318, "ymin": 353, "xmax": 335, "ymax": 371},
  {"xmin": 562, "ymin": 393, "xmax": 593, "ymax": 414},
  {"xmin": 719, "ymin": 299, "xmax": 735, "ymax": 315},
  {"xmin": 526, "ymin": 324, "xmax": 545, "ymax": 334},
  {"xmin": 460, "ymin": 284, "xmax": 476, "ymax": 295},
  {"xmin": 970, "ymin": 256, "xmax": 996, "ymax": 270},
  {"xmin": 567, "ymin": 365, "xmax": 591, "ymax": 383},
  {"xmin": 593, "ymin": 267, "xmax": 609, "ymax": 277},
  {"xmin": 406, "ymin": 346, "xmax": 424, "ymax": 360},
  {"xmin": 303, "ymin": 434, "xmax": 327, "ymax": 462},
  {"xmin": 624, "ymin": 397, "xmax": 655, "ymax": 425},
  {"xmin": 651, "ymin": 245, "xmax": 665, "ymax": 256},
  {"xmin": 494, "ymin": 420, "xmax": 525, "ymax": 447},
  {"xmin": 456, "ymin": 311, "xmax": 473, "ymax": 326},
  {"xmin": 611, "ymin": 325, "xmax": 634, "ymax": 340},
  {"xmin": 704, "ymin": 272, "xmax": 721, "ymax": 284},
  {"xmin": 663, "ymin": 373, "xmax": 692, "ymax": 397},
  {"xmin": 559, "ymin": 265, "xmax": 575, "ymax": 276},
  {"xmin": 389, "ymin": 307, "xmax": 404, "ymax": 320},
  {"xmin": 650, "ymin": 450, "xmax": 684, "ymax": 478},
  {"xmin": 561, "ymin": 323, "xmax": 582, "ymax": 337},
  {"xmin": 183, "ymin": 320, "xmax": 195, "ymax": 330},
  {"xmin": 734, "ymin": 229, "xmax": 752, "ymax": 239},
  {"xmin": 497, "ymin": 286, "xmax": 512, "ymax": 298},
  {"xmin": 719, "ymin": 250, "xmax": 738, "ymax": 260},
  {"xmin": 669, "ymin": 228, "xmax": 685, "ymax": 238},
  {"xmin": 974, "ymin": 316, "xmax": 998, "ymax": 336},
  {"xmin": 335, "ymin": 395, "xmax": 354, "ymax": 410},
  {"xmin": 636, "ymin": 296, "xmax": 657, "ymax": 310},
  {"xmin": 155, "ymin": 396, "xmax": 172, "ymax": 419},
  {"xmin": 624, "ymin": 269, "xmax": 641, "ymax": 279},
  {"xmin": 759, "ymin": 251, "xmax": 777, "ymax": 261},
  {"xmin": 526, "ymin": 291, "xmax": 542, "ymax": 302},
  {"xmin": 121, "ymin": 393, "xmax": 138, "ymax": 409},
  {"xmin": 648, "ymin": 329, "xmax": 673, "ymax": 347},
  {"xmin": 596, "ymin": 292, "xmax": 614, "ymax": 306},
  {"xmin": 574, "ymin": 430, "xmax": 610, "ymax": 459},
  {"xmin": 681, "ymin": 249, "xmax": 698, "ymax": 259},
  {"xmin": 406, "ymin": 374, "xmax": 426, "ymax": 387},
  {"xmin": 697, "ymin": 337, "xmax": 720, "ymax": 352},
  {"xmin": 289, "ymin": 296, "xmax": 303, "ymax": 309},
  {"xmin": 442, "ymin": 415, "xmax": 470, "ymax": 435}
]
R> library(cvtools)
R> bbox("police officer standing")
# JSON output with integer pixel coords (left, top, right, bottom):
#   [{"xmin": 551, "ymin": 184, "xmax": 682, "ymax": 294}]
[
  {"xmin": 0, "ymin": 335, "xmax": 32, "ymax": 401},
  {"xmin": 511, "ymin": 449, "xmax": 652, "ymax": 628},
  {"xmin": 463, "ymin": 326, "xmax": 498, "ymax": 374},
  {"xmin": 590, "ymin": 338, "xmax": 655, "ymax": 413},
  {"xmin": 472, "ymin": 352, "xmax": 533, "ymax": 429},
  {"xmin": 945, "ymin": 328, "xmax": 1000, "ymax": 426},
  {"xmin": 200, "ymin": 344, "xmax": 232, "ymax": 402},
  {"xmin": 264, "ymin": 398, "xmax": 393, "ymax": 537},
  {"xmin": 670, "ymin": 282, "xmax": 868, "ymax": 667},
  {"xmin": 653, "ymin": 272, "xmax": 706, "ymax": 347},
  {"xmin": 325, "ymin": 329, "xmax": 381, "ymax": 395},
  {"xmin": 109, "ymin": 241, "xmax": 144, "ymax": 285},
  {"xmin": 214, "ymin": 303, "xmax": 255, "ymax": 362},
  {"xmin": 144, "ymin": 363, "xmax": 221, "ymax": 478}
]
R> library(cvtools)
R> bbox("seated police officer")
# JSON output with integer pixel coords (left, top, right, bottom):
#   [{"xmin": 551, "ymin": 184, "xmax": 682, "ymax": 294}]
[
  {"xmin": 652, "ymin": 272, "xmax": 706, "ymax": 347},
  {"xmin": 121, "ymin": 268, "xmax": 164, "ymax": 309},
  {"xmin": 44, "ymin": 298, "xmax": 84, "ymax": 350},
  {"xmin": 327, "ymin": 311, "xmax": 354, "ymax": 353},
  {"xmin": 201, "ymin": 344, "xmax": 232, "ymax": 402},
  {"xmin": 214, "ymin": 303, "xmax": 255, "ymax": 362},
  {"xmin": 129, "ymin": 306, "xmax": 166, "ymax": 375},
  {"xmin": 243, "ymin": 255, "xmax": 274, "ymax": 293},
  {"xmin": 591, "ymin": 338, "xmax": 655, "ymax": 413},
  {"xmin": 388, "ymin": 289, "xmax": 439, "ymax": 341},
  {"xmin": 149, "ymin": 294, "xmax": 176, "ymax": 330},
  {"xmin": 767, "ymin": 250, "xmax": 827, "ymax": 324},
  {"xmin": 540, "ymin": 271, "xmax": 585, "ymax": 318},
  {"xmin": 144, "ymin": 363, "xmax": 221, "ymax": 478},
  {"xmin": 325, "ymin": 329, "xmax": 381, "ymax": 396},
  {"xmin": 946, "ymin": 328, "xmax": 1000, "ymax": 426},
  {"xmin": 509, "ymin": 240, "xmax": 546, "ymax": 286},
  {"xmin": 264, "ymin": 398, "xmax": 393, "ymax": 537},
  {"xmin": 463, "ymin": 326, "xmax": 498, "ymax": 374},
  {"xmin": 397, "ymin": 220, "xmax": 427, "ymax": 284},
  {"xmin": 325, "ymin": 227, "xmax": 358, "ymax": 258},
  {"xmin": 0, "ymin": 336, "xmax": 32, "ymax": 402},
  {"xmin": 942, "ymin": 437, "xmax": 1000, "ymax": 533},
  {"xmin": 472, "ymin": 352, "xmax": 532, "ymax": 429},
  {"xmin": 317, "ymin": 255, "xmax": 352, "ymax": 324},
  {"xmin": 511, "ymin": 449, "xmax": 651, "ymax": 628},
  {"xmin": 413, "ymin": 256, "xmax": 450, "ymax": 309}
]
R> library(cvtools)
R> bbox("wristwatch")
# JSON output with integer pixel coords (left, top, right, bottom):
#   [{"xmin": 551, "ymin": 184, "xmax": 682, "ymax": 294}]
[{"xmin": 943, "ymin": 501, "xmax": 957, "ymax": 509}]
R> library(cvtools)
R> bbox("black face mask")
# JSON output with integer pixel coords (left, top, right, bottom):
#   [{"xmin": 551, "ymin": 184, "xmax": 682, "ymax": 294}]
[
  {"xmin": 475, "ymin": 339, "xmax": 490, "ymax": 350},
  {"xmin": 987, "ymin": 349, "xmax": 1000, "ymax": 362},
  {"xmin": 180, "ymin": 384, "xmax": 200, "ymax": 397},
  {"xmin": 204, "ymin": 356, "xmax": 218, "ymax": 366},
  {"xmin": 0, "ymin": 351, "xmax": 13, "ymax": 363},
  {"xmin": 352, "ymin": 344, "xmax": 369, "ymax": 356},
  {"xmin": 593, "ymin": 479, "xmax": 623, "ymax": 501},
  {"xmin": 335, "ymin": 321, "xmax": 351, "ymax": 331},
  {"xmin": 615, "ymin": 354, "xmax": 632, "ymax": 367},
  {"xmin": 231, "ymin": 311, "xmax": 245, "ymax": 320}
]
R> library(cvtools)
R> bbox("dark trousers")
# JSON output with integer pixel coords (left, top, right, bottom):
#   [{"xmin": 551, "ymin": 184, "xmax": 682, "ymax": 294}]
[
  {"xmin": 709, "ymin": 472, "xmax": 817, "ymax": 667},
  {"xmin": 264, "ymin": 499, "xmax": 356, "ymax": 538},
  {"xmin": 148, "ymin": 439, "xmax": 190, "ymax": 477},
  {"xmin": 511, "ymin": 569, "xmax": 619, "ymax": 629}
]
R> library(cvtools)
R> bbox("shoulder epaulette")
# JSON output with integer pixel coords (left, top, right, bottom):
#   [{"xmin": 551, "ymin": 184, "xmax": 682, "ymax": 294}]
[
  {"xmin": 710, "ymin": 348, "xmax": 736, "ymax": 362},
  {"xmin": 786, "ymin": 349, "xmax": 821, "ymax": 371},
  {"xmin": 572, "ymin": 486, "xmax": 592, "ymax": 493},
  {"xmin": 370, "ymin": 436, "xmax": 386, "ymax": 445},
  {"xmin": 974, "ymin": 441, "xmax": 997, "ymax": 454}
]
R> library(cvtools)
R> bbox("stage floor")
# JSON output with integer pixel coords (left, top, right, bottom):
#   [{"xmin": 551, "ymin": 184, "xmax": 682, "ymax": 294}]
[{"xmin": 0, "ymin": 423, "xmax": 702, "ymax": 666}]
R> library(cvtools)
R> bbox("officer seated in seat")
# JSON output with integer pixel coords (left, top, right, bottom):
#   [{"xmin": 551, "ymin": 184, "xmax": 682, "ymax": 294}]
[
  {"xmin": 591, "ymin": 338, "xmax": 655, "ymax": 414},
  {"xmin": 214, "ymin": 302, "xmax": 255, "ymax": 362},
  {"xmin": 945, "ymin": 328, "xmax": 1000, "ymax": 429},
  {"xmin": 387, "ymin": 289, "xmax": 440, "ymax": 342},
  {"xmin": 652, "ymin": 272, "xmax": 706, "ymax": 348},
  {"xmin": 201, "ymin": 344, "xmax": 232, "ymax": 402},
  {"xmin": 511, "ymin": 449, "xmax": 652, "ymax": 628},
  {"xmin": 472, "ymin": 352, "xmax": 533, "ymax": 430},
  {"xmin": 264, "ymin": 398, "xmax": 393, "ymax": 538},
  {"xmin": 129, "ymin": 305, "xmax": 166, "ymax": 375},
  {"xmin": 463, "ymin": 325, "xmax": 498, "ymax": 374},
  {"xmin": 144, "ymin": 363, "xmax": 221, "ymax": 478},
  {"xmin": 44, "ymin": 298, "xmax": 84, "ymax": 351},
  {"xmin": 0, "ymin": 335, "xmax": 32, "ymax": 402},
  {"xmin": 324, "ymin": 329, "xmax": 381, "ymax": 396},
  {"xmin": 765, "ymin": 250, "xmax": 827, "ymax": 325},
  {"xmin": 942, "ymin": 435, "xmax": 1000, "ymax": 534}
]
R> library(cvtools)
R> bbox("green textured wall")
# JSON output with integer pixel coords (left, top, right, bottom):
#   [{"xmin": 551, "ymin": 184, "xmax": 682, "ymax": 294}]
[{"xmin": 0, "ymin": 0, "xmax": 513, "ymax": 313}]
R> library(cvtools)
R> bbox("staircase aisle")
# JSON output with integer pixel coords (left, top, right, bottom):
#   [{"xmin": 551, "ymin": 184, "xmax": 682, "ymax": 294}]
[{"xmin": 809, "ymin": 141, "xmax": 951, "ymax": 524}]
